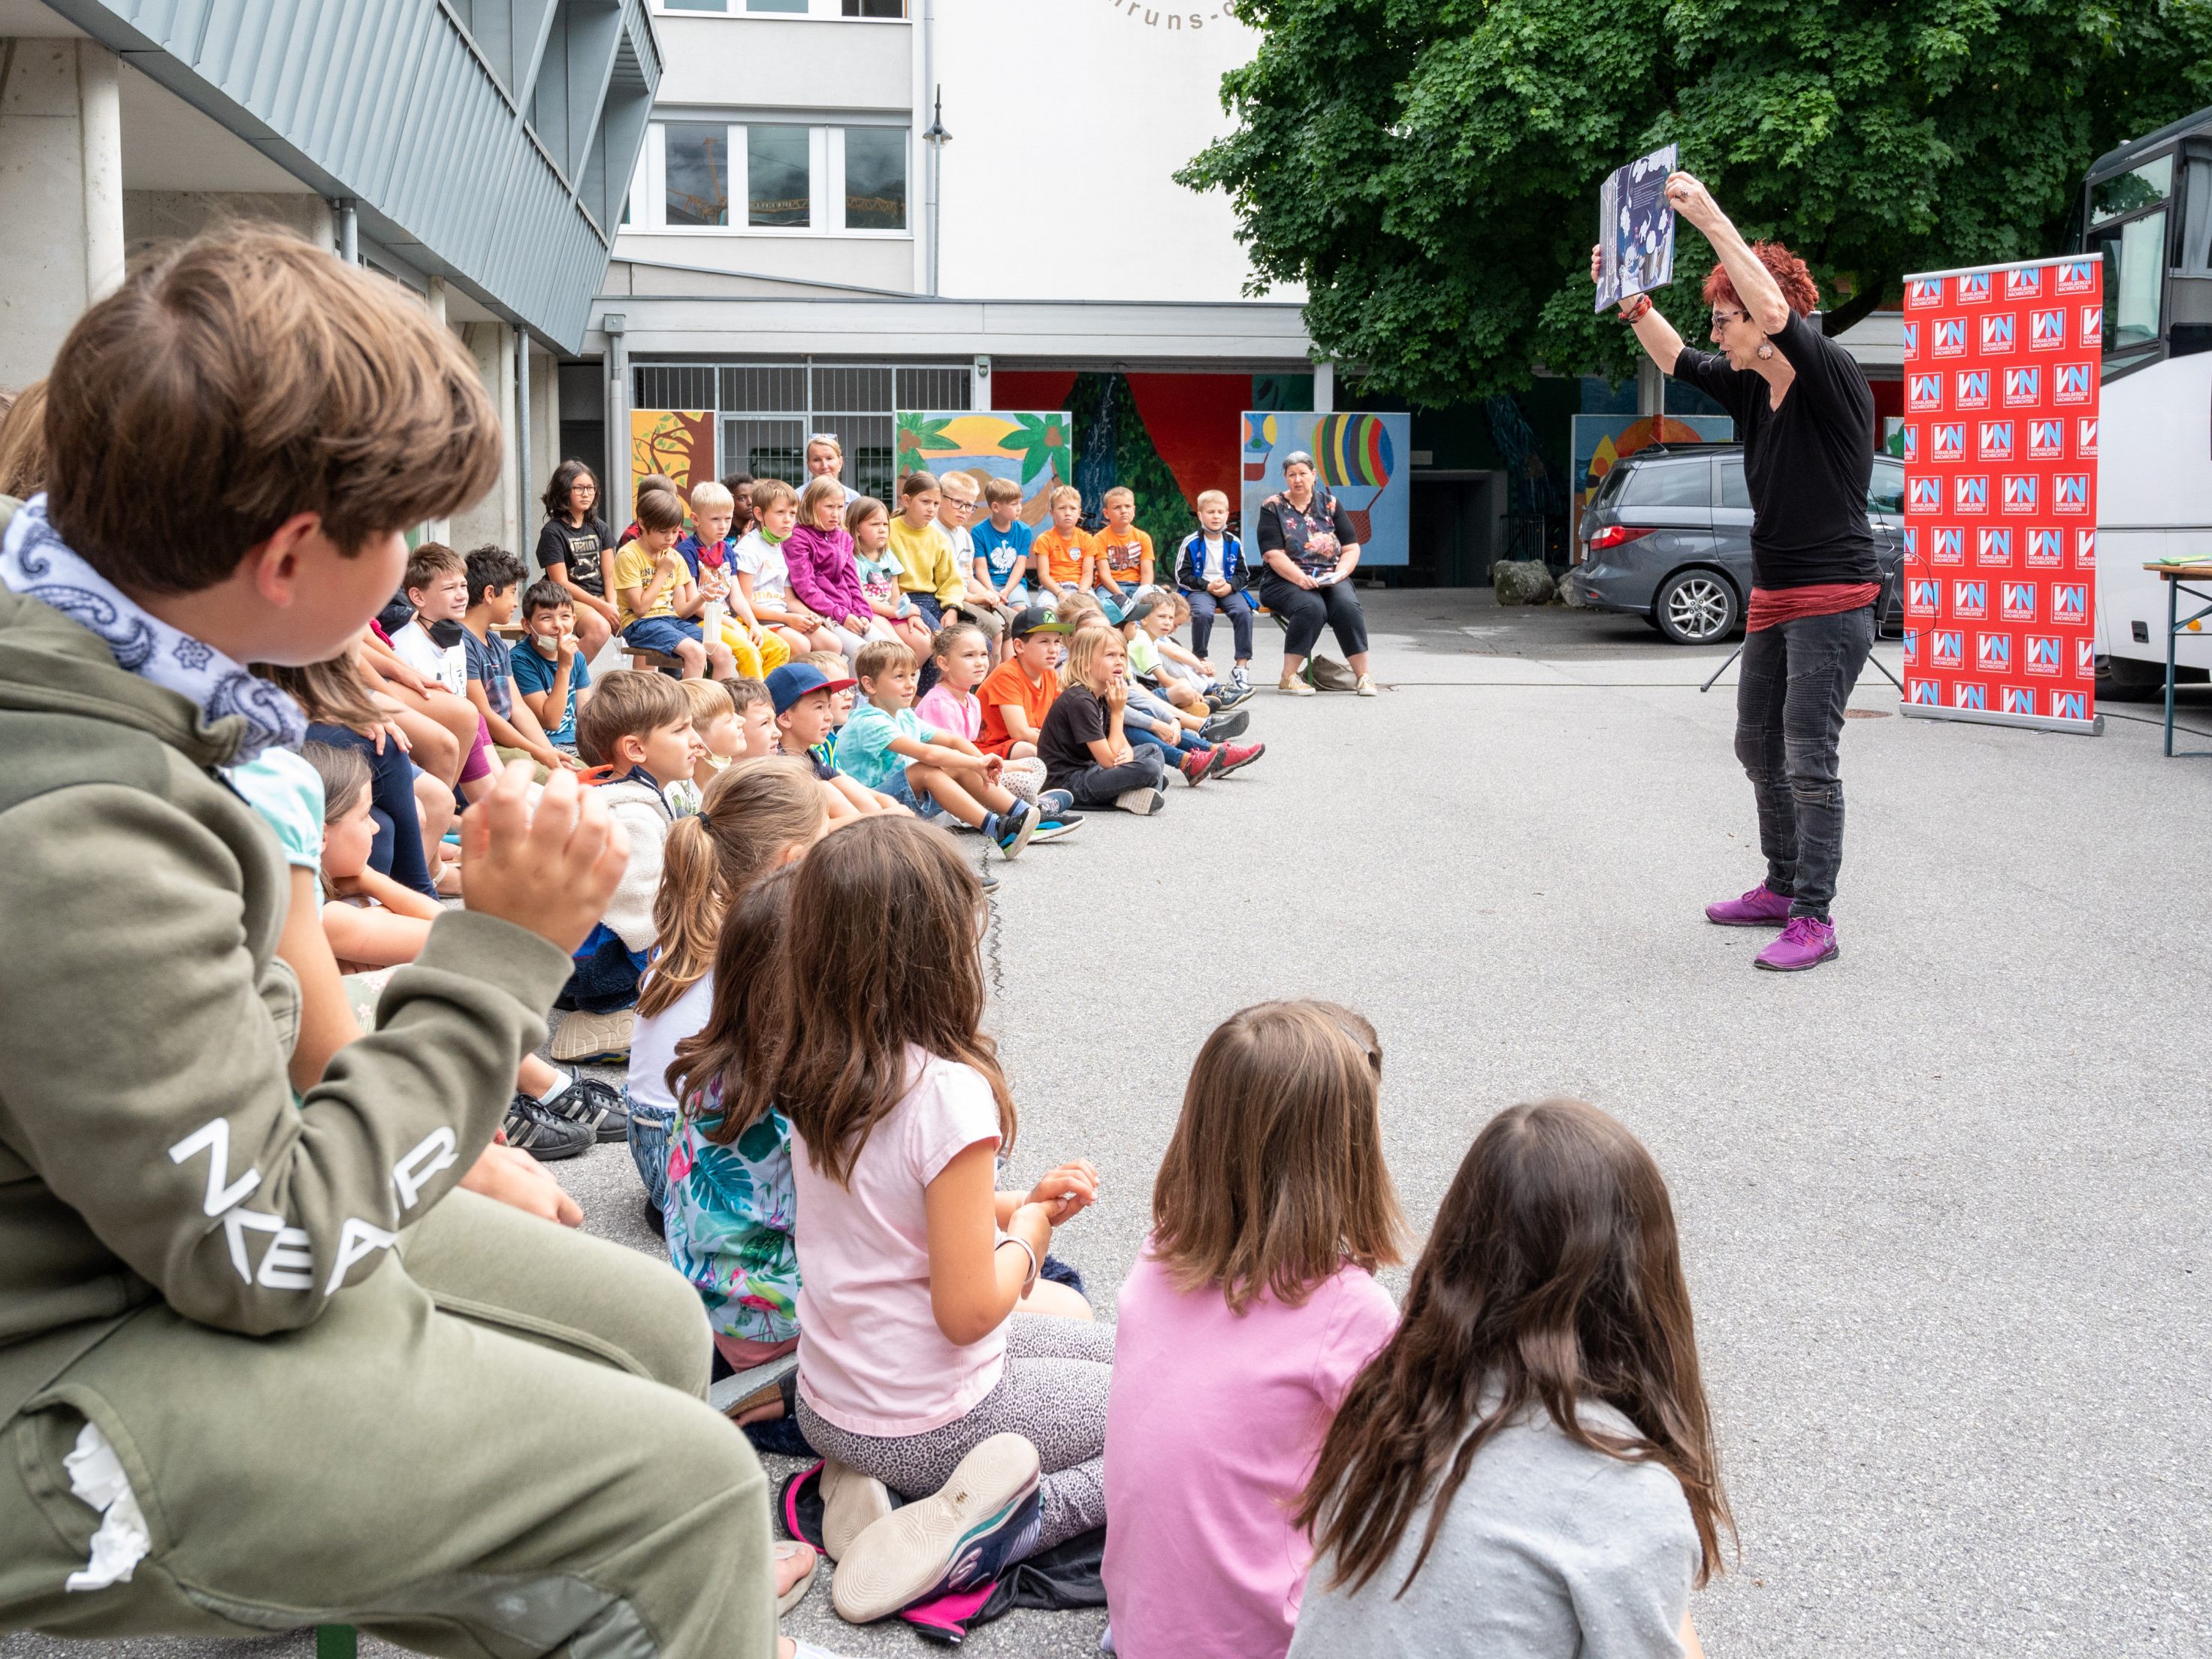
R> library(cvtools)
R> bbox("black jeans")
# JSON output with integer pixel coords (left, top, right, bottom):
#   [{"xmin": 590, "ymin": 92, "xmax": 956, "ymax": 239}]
[
  {"xmin": 1056, "ymin": 743, "xmax": 1166, "ymax": 807},
  {"xmin": 1733, "ymin": 605, "xmax": 1875, "ymax": 920},
  {"xmin": 1186, "ymin": 588, "xmax": 1256, "ymax": 660},
  {"xmin": 307, "ymin": 721, "xmax": 439, "ymax": 899},
  {"xmin": 1260, "ymin": 574, "xmax": 1368, "ymax": 661}
]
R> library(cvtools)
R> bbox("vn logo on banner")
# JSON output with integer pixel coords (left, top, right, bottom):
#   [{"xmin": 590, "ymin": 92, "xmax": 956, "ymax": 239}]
[{"xmin": 1899, "ymin": 258, "xmax": 2101, "ymax": 728}]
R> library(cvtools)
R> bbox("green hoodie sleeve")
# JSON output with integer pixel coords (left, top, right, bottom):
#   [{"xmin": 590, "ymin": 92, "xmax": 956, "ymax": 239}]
[{"xmin": 0, "ymin": 783, "xmax": 573, "ymax": 1336}]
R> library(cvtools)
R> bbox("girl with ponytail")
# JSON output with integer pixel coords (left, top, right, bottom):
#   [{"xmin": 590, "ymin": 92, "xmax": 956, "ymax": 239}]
[{"xmin": 624, "ymin": 755, "xmax": 824, "ymax": 1213}]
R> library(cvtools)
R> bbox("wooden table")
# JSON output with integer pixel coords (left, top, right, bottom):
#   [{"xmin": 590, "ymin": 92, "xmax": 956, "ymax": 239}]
[{"xmin": 2144, "ymin": 562, "xmax": 2212, "ymax": 756}]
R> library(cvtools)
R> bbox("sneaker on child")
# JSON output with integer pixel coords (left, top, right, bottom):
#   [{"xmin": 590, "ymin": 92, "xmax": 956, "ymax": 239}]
[
  {"xmin": 1212, "ymin": 740, "xmax": 1265, "ymax": 778},
  {"xmin": 1198, "ymin": 709, "xmax": 1249, "ymax": 744},
  {"xmin": 1116, "ymin": 786, "xmax": 1167, "ymax": 815},
  {"xmin": 501, "ymin": 1094, "xmax": 595, "ymax": 1160},
  {"xmin": 1704, "ymin": 884, "xmax": 1793, "ymax": 927},
  {"xmin": 1755, "ymin": 915, "xmax": 1839, "ymax": 972},
  {"xmin": 536, "ymin": 1071, "xmax": 630, "ymax": 1143},
  {"xmin": 830, "ymin": 1434, "xmax": 1042, "ymax": 1624}
]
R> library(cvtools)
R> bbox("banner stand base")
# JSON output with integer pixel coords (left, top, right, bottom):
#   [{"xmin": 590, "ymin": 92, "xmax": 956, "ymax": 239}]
[{"xmin": 1898, "ymin": 702, "xmax": 2102, "ymax": 736}]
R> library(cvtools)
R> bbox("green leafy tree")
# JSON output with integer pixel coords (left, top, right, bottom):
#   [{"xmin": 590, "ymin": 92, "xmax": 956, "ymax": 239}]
[{"xmin": 1180, "ymin": 0, "xmax": 2212, "ymax": 403}]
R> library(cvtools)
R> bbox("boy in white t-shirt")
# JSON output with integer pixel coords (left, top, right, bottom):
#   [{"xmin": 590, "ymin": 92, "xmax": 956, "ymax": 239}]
[
  {"xmin": 733, "ymin": 478, "xmax": 833, "ymax": 660},
  {"xmin": 388, "ymin": 541, "xmax": 470, "ymax": 695}
]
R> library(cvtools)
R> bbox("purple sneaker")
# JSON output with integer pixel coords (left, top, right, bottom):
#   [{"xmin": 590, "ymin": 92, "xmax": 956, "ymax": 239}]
[
  {"xmin": 1705, "ymin": 883, "xmax": 1794, "ymax": 927},
  {"xmin": 1755, "ymin": 916, "xmax": 1838, "ymax": 972}
]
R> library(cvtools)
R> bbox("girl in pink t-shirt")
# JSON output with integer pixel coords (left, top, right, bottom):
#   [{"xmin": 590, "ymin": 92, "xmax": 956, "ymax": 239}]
[
  {"xmin": 914, "ymin": 620, "xmax": 1049, "ymax": 803},
  {"xmin": 742, "ymin": 815, "xmax": 1108, "ymax": 1624},
  {"xmin": 1101, "ymin": 1001, "xmax": 1406, "ymax": 1659}
]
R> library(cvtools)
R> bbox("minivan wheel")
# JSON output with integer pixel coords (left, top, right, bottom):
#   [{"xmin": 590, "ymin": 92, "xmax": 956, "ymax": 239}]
[{"xmin": 1653, "ymin": 570, "xmax": 1739, "ymax": 645}]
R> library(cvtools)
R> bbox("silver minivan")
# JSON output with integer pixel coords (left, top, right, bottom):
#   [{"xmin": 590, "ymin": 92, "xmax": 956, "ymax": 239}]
[{"xmin": 1577, "ymin": 443, "xmax": 1906, "ymax": 643}]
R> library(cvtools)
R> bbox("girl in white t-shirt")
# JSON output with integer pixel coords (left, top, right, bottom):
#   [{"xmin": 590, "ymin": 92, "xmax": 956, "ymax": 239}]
[{"xmin": 745, "ymin": 814, "xmax": 1108, "ymax": 1624}]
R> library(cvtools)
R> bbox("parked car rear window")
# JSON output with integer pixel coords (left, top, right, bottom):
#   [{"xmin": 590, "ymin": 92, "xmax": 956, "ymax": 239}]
[
  {"xmin": 1720, "ymin": 456, "xmax": 1751, "ymax": 508},
  {"xmin": 1867, "ymin": 458, "xmax": 1905, "ymax": 515},
  {"xmin": 1619, "ymin": 458, "xmax": 1712, "ymax": 509}
]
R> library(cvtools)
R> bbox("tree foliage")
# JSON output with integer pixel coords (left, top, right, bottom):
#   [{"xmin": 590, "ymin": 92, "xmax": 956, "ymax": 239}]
[{"xmin": 1180, "ymin": 0, "xmax": 2212, "ymax": 403}]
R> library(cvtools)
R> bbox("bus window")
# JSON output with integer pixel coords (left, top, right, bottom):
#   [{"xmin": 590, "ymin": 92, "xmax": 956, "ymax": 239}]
[
  {"xmin": 2093, "ymin": 209, "xmax": 2167, "ymax": 352},
  {"xmin": 2091, "ymin": 153, "xmax": 2172, "ymax": 226},
  {"xmin": 2182, "ymin": 159, "xmax": 2212, "ymax": 274}
]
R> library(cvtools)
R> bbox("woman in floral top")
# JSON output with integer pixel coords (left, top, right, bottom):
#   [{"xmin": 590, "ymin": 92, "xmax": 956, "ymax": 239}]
[{"xmin": 1256, "ymin": 452, "xmax": 1376, "ymax": 697}]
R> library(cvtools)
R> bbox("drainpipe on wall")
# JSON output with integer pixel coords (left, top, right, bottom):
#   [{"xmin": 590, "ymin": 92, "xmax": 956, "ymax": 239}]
[
  {"xmin": 516, "ymin": 329, "xmax": 533, "ymax": 549},
  {"xmin": 337, "ymin": 198, "xmax": 358, "ymax": 265},
  {"xmin": 605, "ymin": 313, "xmax": 630, "ymax": 530},
  {"xmin": 920, "ymin": 0, "xmax": 950, "ymax": 297},
  {"xmin": 77, "ymin": 41, "xmax": 122, "ymax": 304}
]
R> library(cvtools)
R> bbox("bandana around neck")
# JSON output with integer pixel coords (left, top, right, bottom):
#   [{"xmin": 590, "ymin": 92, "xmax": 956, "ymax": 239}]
[{"xmin": 0, "ymin": 494, "xmax": 306, "ymax": 763}]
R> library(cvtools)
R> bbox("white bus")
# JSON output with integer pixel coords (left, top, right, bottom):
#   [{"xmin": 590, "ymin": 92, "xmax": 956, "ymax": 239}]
[{"xmin": 2078, "ymin": 109, "xmax": 2212, "ymax": 695}]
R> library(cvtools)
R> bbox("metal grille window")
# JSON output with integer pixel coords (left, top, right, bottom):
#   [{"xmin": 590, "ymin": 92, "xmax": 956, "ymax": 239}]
[{"xmin": 636, "ymin": 360, "xmax": 973, "ymax": 503}]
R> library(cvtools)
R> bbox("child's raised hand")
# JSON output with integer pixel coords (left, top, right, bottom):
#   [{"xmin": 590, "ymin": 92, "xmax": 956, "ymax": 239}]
[
  {"xmin": 460, "ymin": 761, "xmax": 629, "ymax": 955},
  {"xmin": 1026, "ymin": 1160, "xmax": 1099, "ymax": 1225}
]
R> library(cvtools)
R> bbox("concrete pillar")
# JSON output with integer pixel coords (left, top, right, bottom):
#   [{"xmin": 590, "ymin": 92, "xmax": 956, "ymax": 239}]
[
  {"xmin": 77, "ymin": 41, "xmax": 122, "ymax": 304},
  {"xmin": 424, "ymin": 278, "xmax": 452, "ymax": 542},
  {"xmin": 1313, "ymin": 359, "xmax": 1334, "ymax": 413},
  {"xmin": 0, "ymin": 37, "xmax": 126, "ymax": 388},
  {"xmin": 1637, "ymin": 355, "xmax": 1664, "ymax": 418},
  {"xmin": 515, "ymin": 330, "xmax": 532, "ymax": 547}
]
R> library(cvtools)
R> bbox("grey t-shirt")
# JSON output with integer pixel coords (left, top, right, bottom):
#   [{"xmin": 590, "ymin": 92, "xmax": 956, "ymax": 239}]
[{"xmin": 1288, "ymin": 1398, "xmax": 1698, "ymax": 1658}]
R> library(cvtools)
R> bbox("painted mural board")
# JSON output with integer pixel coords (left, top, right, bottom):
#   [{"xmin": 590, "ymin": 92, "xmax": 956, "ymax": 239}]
[
  {"xmin": 1572, "ymin": 414, "xmax": 1736, "ymax": 508},
  {"xmin": 895, "ymin": 411, "xmax": 1073, "ymax": 523},
  {"xmin": 630, "ymin": 409, "xmax": 715, "ymax": 503},
  {"xmin": 1239, "ymin": 411, "xmax": 1412, "ymax": 565}
]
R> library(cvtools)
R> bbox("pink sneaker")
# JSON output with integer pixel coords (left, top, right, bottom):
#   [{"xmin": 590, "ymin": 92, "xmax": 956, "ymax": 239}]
[
  {"xmin": 1754, "ymin": 916, "xmax": 1838, "ymax": 972},
  {"xmin": 1704, "ymin": 884, "xmax": 1793, "ymax": 926}
]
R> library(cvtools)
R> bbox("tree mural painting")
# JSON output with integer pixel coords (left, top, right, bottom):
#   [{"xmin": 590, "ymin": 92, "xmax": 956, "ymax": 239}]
[
  {"xmin": 893, "ymin": 411, "xmax": 1074, "ymax": 522},
  {"xmin": 630, "ymin": 409, "xmax": 715, "ymax": 503}
]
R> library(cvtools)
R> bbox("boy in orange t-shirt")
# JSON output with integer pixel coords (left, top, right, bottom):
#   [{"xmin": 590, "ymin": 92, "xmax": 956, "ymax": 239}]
[
  {"xmin": 978, "ymin": 606, "xmax": 1071, "ymax": 758},
  {"xmin": 1092, "ymin": 485, "xmax": 1155, "ymax": 618},
  {"xmin": 1029, "ymin": 484, "xmax": 1097, "ymax": 608}
]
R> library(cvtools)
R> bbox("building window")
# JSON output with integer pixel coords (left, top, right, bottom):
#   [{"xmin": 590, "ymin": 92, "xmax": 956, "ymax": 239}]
[
  {"xmin": 747, "ymin": 125, "xmax": 811, "ymax": 227},
  {"xmin": 665, "ymin": 122, "xmax": 729, "ymax": 225},
  {"xmin": 842, "ymin": 128, "xmax": 906, "ymax": 231},
  {"xmin": 661, "ymin": 0, "xmax": 729, "ymax": 10},
  {"xmin": 842, "ymin": 0, "xmax": 905, "ymax": 14},
  {"xmin": 747, "ymin": 0, "xmax": 808, "ymax": 10}
]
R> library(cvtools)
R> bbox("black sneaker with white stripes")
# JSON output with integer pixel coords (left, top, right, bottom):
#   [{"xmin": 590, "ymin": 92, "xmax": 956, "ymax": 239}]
[
  {"xmin": 502, "ymin": 1093, "xmax": 594, "ymax": 1160},
  {"xmin": 538, "ymin": 1072, "xmax": 630, "ymax": 1142}
]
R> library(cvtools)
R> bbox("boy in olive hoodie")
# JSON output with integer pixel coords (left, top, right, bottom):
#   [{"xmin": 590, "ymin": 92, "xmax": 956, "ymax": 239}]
[{"xmin": 0, "ymin": 230, "xmax": 785, "ymax": 1659}]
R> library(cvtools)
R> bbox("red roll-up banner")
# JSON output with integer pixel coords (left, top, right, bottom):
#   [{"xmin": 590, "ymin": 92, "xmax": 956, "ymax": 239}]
[{"xmin": 1899, "ymin": 256, "xmax": 2103, "ymax": 733}]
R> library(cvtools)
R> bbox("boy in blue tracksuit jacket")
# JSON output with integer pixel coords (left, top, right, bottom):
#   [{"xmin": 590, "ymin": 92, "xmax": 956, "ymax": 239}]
[{"xmin": 1175, "ymin": 488, "xmax": 1256, "ymax": 691}]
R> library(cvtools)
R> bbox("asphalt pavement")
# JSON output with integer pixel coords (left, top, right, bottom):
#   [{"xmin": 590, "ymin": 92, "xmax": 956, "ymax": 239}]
[{"xmin": 8, "ymin": 588, "xmax": 2212, "ymax": 1659}]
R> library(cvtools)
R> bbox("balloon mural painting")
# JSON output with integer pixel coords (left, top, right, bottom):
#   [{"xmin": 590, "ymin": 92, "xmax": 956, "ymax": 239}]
[
  {"xmin": 1242, "ymin": 412, "xmax": 1278, "ymax": 482},
  {"xmin": 1310, "ymin": 412, "xmax": 1395, "ymax": 547}
]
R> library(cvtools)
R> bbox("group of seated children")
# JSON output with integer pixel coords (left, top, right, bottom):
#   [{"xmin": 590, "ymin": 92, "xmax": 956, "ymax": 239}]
[{"xmin": 618, "ymin": 774, "xmax": 1725, "ymax": 1653}]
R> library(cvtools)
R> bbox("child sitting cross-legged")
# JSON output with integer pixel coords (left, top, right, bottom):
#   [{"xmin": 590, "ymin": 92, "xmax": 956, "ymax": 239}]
[
  {"xmin": 1114, "ymin": 603, "xmax": 1264, "ymax": 779},
  {"xmin": 977, "ymin": 605, "xmax": 1068, "ymax": 769},
  {"xmin": 1103, "ymin": 1002, "xmax": 1404, "ymax": 1659},
  {"xmin": 836, "ymin": 638, "xmax": 1040, "ymax": 860},
  {"xmin": 787, "ymin": 476, "xmax": 900, "ymax": 666},
  {"xmin": 461, "ymin": 544, "xmax": 579, "ymax": 775},
  {"xmin": 680, "ymin": 478, "xmax": 790, "ymax": 682},
  {"xmin": 299, "ymin": 741, "xmax": 628, "ymax": 1156},
  {"xmin": 1144, "ymin": 589, "xmax": 1254, "ymax": 712},
  {"xmin": 917, "ymin": 619, "xmax": 1066, "ymax": 822},
  {"xmin": 627, "ymin": 756, "xmax": 824, "ymax": 1222},
  {"xmin": 1037, "ymin": 624, "xmax": 1170, "ymax": 816},
  {"xmin": 762, "ymin": 817, "xmax": 1110, "ymax": 1621},
  {"xmin": 1069, "ymin": 612, "xmax": 1228, "ymax": 789},
  {"xmin": 555, "ymin": 669, "xmax": 706, "ymax": 1062},
  {"xmin": 767, "ymin": 660, "xmax": 899, "ymax": 825},
  {"xmin": 848, "ymin": 493, "xmax": 934, "ymax": 659},
  {"xmin": 613, "ymin": 486, "xmax": 737, "ymax": 681}
]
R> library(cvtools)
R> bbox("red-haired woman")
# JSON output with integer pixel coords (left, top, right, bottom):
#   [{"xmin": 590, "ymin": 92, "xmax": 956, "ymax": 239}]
[{"xmin": 1594, "ymin": 172, "xmax": 1878, "ymax": 972}]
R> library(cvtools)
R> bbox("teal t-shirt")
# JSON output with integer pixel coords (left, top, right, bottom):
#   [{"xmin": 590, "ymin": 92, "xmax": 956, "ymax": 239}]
[
  {"xmin": 833, "ymin": 700, "xmax": 940, "ymax": 794},
  {"xmin": 509, "ymin": 639, "xmax": 593, "ymax": 746},
  {"xmin": 224, "ymin": 746, "xmax": 325, "ymax": 869}
]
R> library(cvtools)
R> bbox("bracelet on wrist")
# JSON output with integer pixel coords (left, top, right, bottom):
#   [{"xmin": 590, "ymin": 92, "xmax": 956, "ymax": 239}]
[
  {"xmin": 995, "ymin": 1234, "xmax": 1040, "ymax": 1295},
  {"xmin": 1620, "ymin": 295, "xmax": 1654, "ymax": 325}
]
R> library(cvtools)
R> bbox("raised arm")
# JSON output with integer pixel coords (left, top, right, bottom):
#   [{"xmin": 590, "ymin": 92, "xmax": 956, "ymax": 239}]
[
  {"xmin": 1594, "ymin": 240, "xmax": 1689, "ymax": 373},
  {"xmin": 1664, "ymin": 171, "xmax": 1788, "ymax": 332}
]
